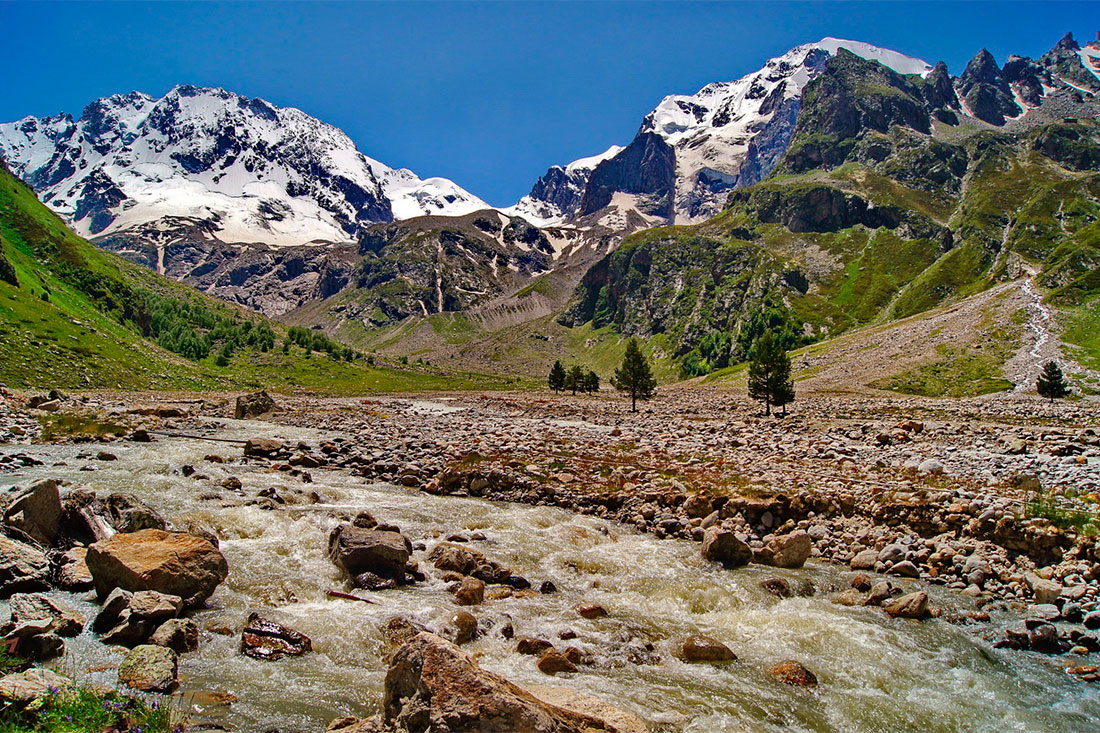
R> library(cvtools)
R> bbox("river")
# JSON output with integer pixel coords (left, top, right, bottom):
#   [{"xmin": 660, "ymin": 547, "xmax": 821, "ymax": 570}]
[{"xmin": 2, "ymin": 416, "xmax": 1098, "ymax": 732}]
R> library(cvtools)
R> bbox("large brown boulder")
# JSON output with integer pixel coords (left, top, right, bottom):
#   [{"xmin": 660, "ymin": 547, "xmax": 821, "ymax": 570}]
[
  {"xmin": 700, "ymin": 528, "xmax": 752, "ymax": 568},
  {"xmin": 2, "ymin": 479, "xmax": 62, "ymax": 546},
  {"xmin": 428, "ymin": 542, "xmax": 512, "ymax": 583},
  {"xmin": 328, "ymin": 525, "xmax": 411, "ymax": 581},
  {"xmin": 382, "ymin": 631, "xmax": 641, "ymax": 732},
  {"xmin": 754, "ymin": 530, "xmax": 812, "ymax": 569},
  {"xmin": 86, "ymin": 529, "xmax": 228, "ymax": 608}
]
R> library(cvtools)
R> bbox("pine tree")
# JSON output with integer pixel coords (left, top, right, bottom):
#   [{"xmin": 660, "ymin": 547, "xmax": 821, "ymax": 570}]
[
  {"xmin": 567, "ymin": 365, "xmax": 585, "ymax": 395},
  {"xmin": 583, "ymin": 369, "xmax": 600, "ymax": 393},
  {"xmin": 548, "ymin": 360, "xmax": 567, "ymax": 391},
  {"xmin": 1036, "ymin": 360, "xmax": 1070, "ymax": 403},
  {"xmin": 612, "ymin": 338, "xmax": 657, "ymax": 412},
  {"xmin": 748, "ymin": 330, "xmax": 795, "ymax": 416}
]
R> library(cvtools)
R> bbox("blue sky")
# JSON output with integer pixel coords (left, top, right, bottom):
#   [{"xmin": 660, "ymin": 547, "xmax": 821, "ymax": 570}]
[{"xmin": 2, "ymin": 2, "xmax": 1097, "ymax": 205}]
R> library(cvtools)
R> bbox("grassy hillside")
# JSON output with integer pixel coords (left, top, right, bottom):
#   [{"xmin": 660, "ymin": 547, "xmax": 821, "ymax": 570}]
[{"xmin": 0, "ymin": 164, "xmax": 512, "ymax": 394}]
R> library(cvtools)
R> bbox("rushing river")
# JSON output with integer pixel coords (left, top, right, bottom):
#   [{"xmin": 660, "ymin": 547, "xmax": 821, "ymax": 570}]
[{"xmin": 2, "ymin": 415, "xmax": 1098, "ymax": 732}]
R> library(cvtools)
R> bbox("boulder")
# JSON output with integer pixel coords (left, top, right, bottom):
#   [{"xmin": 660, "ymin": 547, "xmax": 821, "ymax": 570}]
[
  {"xmin": 240, "ymin": 612, "xmax": 312, "ymax": 660},
  {"xmin": 761, "ymin": 578, "xmax": 792, "ymax": 598},
  {"xmin": 235, "ymin": 391, "xmax": 276, "ymax": 419},
  {"xmin": 86, "ymin": 529, "xmax": 228, "ymax": 608},
  {"xmin": 0, "ymin": 668, "xmax": 72, "ymax": 705},
  {"xmin": 537, "ymin": 648, "xmax": 578, "ymax": 675},
  {"xmin": 682, "ymin": 493, "xmax": 714, "ymax": 519},
  {"xmin": 517, "ymin": 637, "xmax": 555, "ymax": 656},
  {"xmin": 428, "ymin": 542, "xmax": 511, "ymax": 583},
  {"xmin": 849, "ymin": 549, "xmax": 879, "ymax": 570},
  {"xmin": 1, "ymin": 479, "xmax": 62, "ymax": 546},
  {"xmin": 454, "ymin": 577, "xmax": 485, "ymax": 606},
  {"xmin": 329, "ymin": 525, "xmax": 411, "ymax": 582},
  {"xmin": 447, "ymin": 611, "xmax": 478, "ymax": 645},
  {"xmin": 701, "ymin": 528, "xmax": 752, "ymax": 568},
  {"xmin": 118, "ymin": 644, "xmax": 178, "ymax": 692},
  {"xmin": 15, "ymin": 632, "xmax": 64, "ymax": 661},
  {"xmin": 56, "ymin": 547, "xmax": 94, "ymax": 590},
  {"xmin": 883, "ymin": 591, "xmax": 930, "ymax": 619},
  {"xmin": 6, "ymin": 593, "xmax": 84, "ymax": 637},
  {"xmin": 677, "ymin": 635, "xmax": 736, "ymax": 663},
  {"xmin": 101, "ymin": 493, "xmax": 166, "ymax": 533},
  {"xmin": 525, "ymin": 686, "xmax": 647, "ymax": 733},
  {"xmin": 244, "ymin": 437, "xmax": 284, "ymax": 457},
  {"xmin": 0, "ymin": 537, "xmax": 50, "ymax": 597},
  {"xmin": 128, "ymin": 590, "xmax": 183, "ymax": 622},
  {"xmin": 149, "ymin": 618, "xmax": 200, "ymax": 653},
  {"xmin": 769, "ymin": 660, "xmax": 818, "ymax": 686},
  {"xmin": 917, "ymin": 459, "xmax": 944, "ymax": 475},
  {"xmin": 574, "ymin": 603, "xmax": 607, "ymax": 620},
  {"xmin": 754, "ymin": 531, "xmax": 812, "ymax": 569},
  {"xmin": 382, "ymin": 631, "xmax": 638, "ymax": 732}
]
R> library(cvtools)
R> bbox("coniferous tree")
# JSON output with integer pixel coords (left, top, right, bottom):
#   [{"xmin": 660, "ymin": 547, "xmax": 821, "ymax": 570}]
[
  {"xmin": 548, "ymin": 360, "xmax": 567, "ymax": 391},
  {"xmin": 567, "ymin": 365, "xmax": 585, "ymax": 395},
  {"xmin": 1036, "ymin": 360, "xmax": 1070, "ymax": 403},
  {"xmin": 583, "ymin": 369, "xmax": 600, "ymax": 393},
  {"xmin": 748, "ymin": 330, "xmax": 795, "ymax": 416},
  {"xmin": 612, "ymin": 338, "xmax": 657, "ymax": 412}
]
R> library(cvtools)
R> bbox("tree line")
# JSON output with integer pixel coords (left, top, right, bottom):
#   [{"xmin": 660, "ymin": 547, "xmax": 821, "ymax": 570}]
[{"xmin": 547, "ymin": 331, "xmax": 795, "ymax": 415}]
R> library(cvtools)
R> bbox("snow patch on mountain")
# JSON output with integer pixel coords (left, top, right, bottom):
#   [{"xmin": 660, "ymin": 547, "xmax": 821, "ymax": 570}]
[{"xmin": 0, "ymin": 86, "xmax": 488, "ymax": 247}]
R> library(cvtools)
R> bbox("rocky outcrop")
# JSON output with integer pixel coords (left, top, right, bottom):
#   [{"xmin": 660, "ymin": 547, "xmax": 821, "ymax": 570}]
[
  {"xmin": 956, "ymin": 49, "xmax": 1021, "ymax": 126},
  {"xmin": 578, "ymin": 132, "xmax": 676, "ymax": 219},
  {"xmin": 85, "ymin": 529, "xmax": 228, "ymax": 608}
]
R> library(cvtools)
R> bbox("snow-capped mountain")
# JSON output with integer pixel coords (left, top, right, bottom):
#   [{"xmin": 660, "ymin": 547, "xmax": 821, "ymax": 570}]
[
  {"xmin": 512, "ymin": 38, "xmax": 933, "ymax": 226},
  {"xmin": 0, "ymin": 85, "xmax": 488, "ymax": 247}
]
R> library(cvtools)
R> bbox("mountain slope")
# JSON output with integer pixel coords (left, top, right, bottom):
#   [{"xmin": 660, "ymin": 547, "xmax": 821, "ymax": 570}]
[
  {"xmin": 0, "ymin": 161, "xmax": 507, "ymax": 393},
  {"xmin": 557, "ymin": 46, "xmax": 1100, "ymax": 385}
]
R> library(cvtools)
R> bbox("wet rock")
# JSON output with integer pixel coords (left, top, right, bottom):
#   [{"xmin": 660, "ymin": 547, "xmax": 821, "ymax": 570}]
[
  {"xmin": 754, "ymin": 531, "xmax": 812, "ymax": 569},
  {"xmin": 149, "ymin": 618, "xmax": 200, "ymax": 653},
  {"xmin": 382, "ymin": 631, "xmax": 636, "ymax": 731},
  {"xmin": 448, "ymin": 611, "xmax": 478, "ymax": 645},
  {"xmin": 575, "ymin": 603, "xmax": 607, "ymax": 619},
  {"xmin": 428, "ymin": 542, "xmax": 511, "ymax": 583},
  {"xmin": 5, "ymin": 593, "xmax": 84, "ymax": 636},
  {"xmin": 864, "ymin": 581, "xmax": 895, "ymax": 607},
  {"xmin": 761, "ymin": 578, "xmax": 792, "ymax": 598},
  {"xmin": 243, "ymin": 438, "xmax": 285, "ymax": 458},
  {"xmin": 701, "ymin": 528, "xmax": 752, "ymax": 568},
  {"xmin": 235, "ymin": 391, "xmax": 276, "ymax": 419},
  {"xmin": 1083, "ymin": 611, "xmax": 1100, "ymax": 630},
  {"xmin": 849, "ymin": 573, "xmax": 873, "ymax": 592},
  {"xmin": 1028, "ymin": 622, "xmax": 1062, "ymax": 654},
  {"xmin": 240, "ymin": 612, "xmax": 313, "ymax": 660},
  {"xmin": 0, "ymin": 668, "xmax": 71, "ymax": 705},
  {"xmin": 769, "ymin": 660, "xmax": 818, "ymax": 686},
  {"xmin": 0, "ymin": 537, "xmax": 50, "ymax": 597},
  {"xmin": 883, "ymin": 591, "xmax": 930, "ymax": 619},
  {"xmin": 101, "ymin": 493, "xmax": 166, "ymax": 533},
  {"xmin": 128, "ymin": 590, "xmax": 183, "ymax": 622},
  {"xmin": 329, "ymin": 524, "xmax": 411, "ymax": 584},
  {"xmin": 516, "ymin": 637, "xmax": 554, "ymax": 656},
  {"xmin": 524, "ymin": 685, "xmax": 648, "ymax": 733},
  {"xmin": 1026, "ymin": 574, "xmax": 1063, "ymax": 605},
  {"xmin": 93, "ymin": 588, "xmax": 133, "ymax": 632},
  {"xmin": 453, "ymin": 577, "xmax": 485, "ymax": 606},
  {"xmin": 537, "ymin": 648, "xmax": 578, "ymax": 675},
  {"xmin": 86, "ymin": 529, "xmax": 229, "ymax": 608},
  {"xmin": 1, "ymin": 479, "xmax": 62, "ymax": 545},
  {"xmin": 539, "ymin": 581, "xmax": 558, "ymax": 594},
  {"xmin": 677, "ymin": 635, "xmax": 736, "ymax": 663},
  {"xmin": 119, "ymin": 644, "xmax": 179, "ymax": 692}
]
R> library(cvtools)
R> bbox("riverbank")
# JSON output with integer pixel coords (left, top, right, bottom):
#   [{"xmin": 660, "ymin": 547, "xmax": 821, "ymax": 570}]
[{"xmin": 1, "ymin": 384, "xmax": 1099, "ymax": 730}]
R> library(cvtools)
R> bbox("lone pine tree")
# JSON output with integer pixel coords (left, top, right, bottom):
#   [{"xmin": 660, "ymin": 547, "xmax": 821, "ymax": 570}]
[
  {"xmin": 1036, "ymin": 360, "xmax": 1070, "ymax": 403},
  {"xmin": 612, "ymin": 338, "xmax": 657, "ymax": 412},
  {"xmin": 748, "ymin": 330, "xmax": 795, "ymax": 416},
  {"xmin": 548, "ymin": 360, "xmax": 566, "ymax": 391}
]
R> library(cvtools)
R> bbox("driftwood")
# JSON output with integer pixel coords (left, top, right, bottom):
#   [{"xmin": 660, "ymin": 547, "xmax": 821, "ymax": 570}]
[{"xmin": 326, "ymin": 589, "xmax": 377, "ymax": 604}]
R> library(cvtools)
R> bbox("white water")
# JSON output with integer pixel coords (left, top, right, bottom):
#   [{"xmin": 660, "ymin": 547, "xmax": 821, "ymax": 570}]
[{"xmin": 2, "ymin": 420, "xmax": 1099, "ymax": 732}]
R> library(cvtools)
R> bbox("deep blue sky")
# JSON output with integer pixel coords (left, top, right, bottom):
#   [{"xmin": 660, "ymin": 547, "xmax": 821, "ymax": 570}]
[{"xmin": 2, "ymin": 2, "xmax": 1097, "ymax": 205}]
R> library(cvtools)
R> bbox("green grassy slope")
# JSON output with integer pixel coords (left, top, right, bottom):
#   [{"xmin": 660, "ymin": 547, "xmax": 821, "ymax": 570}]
[{"xmin": 0, "ymin": 165, "xmax": 510, "ymax": 394}]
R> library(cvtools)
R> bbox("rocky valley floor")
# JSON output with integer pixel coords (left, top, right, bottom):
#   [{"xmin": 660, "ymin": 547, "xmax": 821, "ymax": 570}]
[{"xmin": 0, "ymin": 384, "xmax": 1099, "ymax": 731}]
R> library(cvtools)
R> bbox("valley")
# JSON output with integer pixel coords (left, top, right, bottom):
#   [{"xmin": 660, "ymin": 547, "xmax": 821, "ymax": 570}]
[{"xmin": 0, "ymin": 15, "xmax": 1099, "ymax": 733}]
